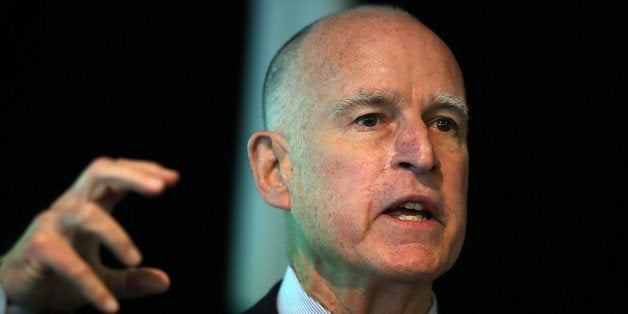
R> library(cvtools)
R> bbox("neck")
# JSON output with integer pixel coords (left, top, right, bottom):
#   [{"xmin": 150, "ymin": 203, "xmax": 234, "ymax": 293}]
[{"xmin": 290, "ymin": 259, "xmax": 435, "ymax": 314}]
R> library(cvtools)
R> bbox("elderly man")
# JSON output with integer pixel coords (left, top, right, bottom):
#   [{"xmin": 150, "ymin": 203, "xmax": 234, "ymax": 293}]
[
  {"xmin": 0, "ymin": 4, "xmax": 469, "ymax": 314},
  {"xmin": 245, "ymin": 4, "xmax": 469, "ymax": 313}
]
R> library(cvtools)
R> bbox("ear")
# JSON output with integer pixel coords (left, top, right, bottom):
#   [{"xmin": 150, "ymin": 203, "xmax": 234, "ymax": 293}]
[{"xmin": 247, "ymin": 130, "xmax": 291, "ymax": 210}]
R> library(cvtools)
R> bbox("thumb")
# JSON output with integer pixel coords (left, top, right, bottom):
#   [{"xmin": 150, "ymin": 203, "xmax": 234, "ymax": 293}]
[{"xmin": 105, "ymin": 267, "xmax": 170, "ymax": 299}]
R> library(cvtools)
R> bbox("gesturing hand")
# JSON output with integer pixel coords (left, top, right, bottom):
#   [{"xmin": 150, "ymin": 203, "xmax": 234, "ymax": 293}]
[{"xmin": 0, "ymin": 157, "xmax": 180, "ymax": 313}]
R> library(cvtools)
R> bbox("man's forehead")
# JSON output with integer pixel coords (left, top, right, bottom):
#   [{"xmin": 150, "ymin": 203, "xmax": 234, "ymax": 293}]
[
  {"xmin": 302, "ymin": 9, "xmax": 428, "ymax": 59},
  {"xmin": 298, "ymin": 14, "xmax": 460, "ymax": 91}
]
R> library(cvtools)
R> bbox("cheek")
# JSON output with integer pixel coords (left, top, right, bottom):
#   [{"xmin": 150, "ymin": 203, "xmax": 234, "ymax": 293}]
[
  {"xmin": 445, "ymin": 155, "xmax": 468, "ymax": 205},
  {"xmin": 440, "ymin": 152, "xmax": 469, "ymax": 244},
  {"xmin": 437, "ymin": 144, "xmax": 468, "ymax": 193},
  {"xmin": 324, "ymin": 160, "xmax": 367, "ymax": 199},
  {"xmin": 298, "ymin": 146, "xmax": 382, "ymax": 242},
  {"xmin": 319, "ymin": 141, "xmax": 388, "ymax": 202}
]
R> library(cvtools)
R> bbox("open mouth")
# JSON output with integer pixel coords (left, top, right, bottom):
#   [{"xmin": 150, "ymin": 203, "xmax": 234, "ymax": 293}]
[{"xmin": 383, "ymin": 202, "xmax": 433, "ymax": 222}]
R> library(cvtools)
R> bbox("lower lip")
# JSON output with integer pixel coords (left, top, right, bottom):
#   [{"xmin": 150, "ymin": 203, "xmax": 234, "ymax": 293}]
[{"xmin": 380, "ymin": 213, "xmax": 439, "ymax": 228}]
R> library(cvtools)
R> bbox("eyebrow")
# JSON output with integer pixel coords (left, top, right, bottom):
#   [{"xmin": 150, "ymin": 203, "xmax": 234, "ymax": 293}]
[
  {"xmin": 431, "ymin": 91, "xmax": 469, "ymax": 121},
  {"xmin": 330, "ymin": 89, "xmax": 468, "ymax": 120},
  {"xmin": 330, "ymin": 89, "xmax": 404, "ymax": 119}
]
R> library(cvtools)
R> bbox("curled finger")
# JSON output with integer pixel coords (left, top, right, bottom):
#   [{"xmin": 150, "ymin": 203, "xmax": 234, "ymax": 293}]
[
  {"xmin": 71, "ymin": 157, "xmax": 180, "ymax": 202},
  {"xmin": 36, "ymin": 231, "xmax": 120, "ymax": 313},
  {"xmin": 59, "ymin": 202, "xmax": 142, "ymax": 267}
]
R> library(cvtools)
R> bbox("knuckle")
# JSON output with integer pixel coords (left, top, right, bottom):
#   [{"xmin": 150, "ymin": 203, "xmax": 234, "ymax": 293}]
[
  {"xmin": 69, "ymin": 202, "xmax": 101, "ymax": 225},
  {"xmin": 28, "ymin": 232, "xmax": 51, "ymax": 251},
  {"xmin": 25, "ymin": 230, "xmax": 55, "ymax": 259},
  {"xmin": 33, "ymin": 211, "xmax": 56, "ymax": 226},
  {"xmin": 89, "ymin": 157, "xmax": 114, "ymax": 174}
]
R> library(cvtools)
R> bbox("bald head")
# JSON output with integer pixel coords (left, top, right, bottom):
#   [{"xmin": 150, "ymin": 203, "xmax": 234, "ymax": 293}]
[{"xmin": 262, "ymin": 4, "xmax": 464, "ymax": 140}]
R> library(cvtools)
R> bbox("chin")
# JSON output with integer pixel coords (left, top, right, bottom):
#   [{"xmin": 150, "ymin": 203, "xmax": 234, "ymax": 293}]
[{"xmin": 369, "ymin": 250, "xmax": 455, "ymax": 283}]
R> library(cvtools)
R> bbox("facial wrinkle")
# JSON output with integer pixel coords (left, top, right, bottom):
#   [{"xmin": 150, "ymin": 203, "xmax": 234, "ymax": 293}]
[{"xmin": 330, "ymin": 89, "xmax": 404, "ymax": 120}]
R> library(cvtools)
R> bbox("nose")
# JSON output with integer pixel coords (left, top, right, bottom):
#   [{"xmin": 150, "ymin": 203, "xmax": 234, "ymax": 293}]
[{"xmin": 391, "ymin": 121, "xmax": 439, "ymax": 174}]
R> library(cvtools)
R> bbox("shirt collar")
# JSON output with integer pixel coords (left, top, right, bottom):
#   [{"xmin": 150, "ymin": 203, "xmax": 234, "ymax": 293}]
[{"xmin": 277, "ymin": 265, "xmax": 438, "ymax": 314}]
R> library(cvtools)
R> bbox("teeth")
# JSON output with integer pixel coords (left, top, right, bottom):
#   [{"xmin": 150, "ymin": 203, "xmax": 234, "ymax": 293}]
[
  {"xmin": 399, "ymin": 202, "xmax": 423, "ymax": 211},
  {"xmin": 394, "ymin": 213, "xmax": 428, "ymax": 222}
]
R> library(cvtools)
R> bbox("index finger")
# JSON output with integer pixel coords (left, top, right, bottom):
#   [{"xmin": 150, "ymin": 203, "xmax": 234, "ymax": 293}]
[{"xmin": 71, "ymin": 157, "xmax": 180, "ymax": 201}]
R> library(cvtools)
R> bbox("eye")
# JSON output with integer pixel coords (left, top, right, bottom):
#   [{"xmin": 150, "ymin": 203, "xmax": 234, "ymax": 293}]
[
  {"xmin": 354, "ymin": 113, "xmax": 380, "ymax": 127},
  {"xmin": 434, "ymin": 117, "xmax": 457, "ymax": 133}
]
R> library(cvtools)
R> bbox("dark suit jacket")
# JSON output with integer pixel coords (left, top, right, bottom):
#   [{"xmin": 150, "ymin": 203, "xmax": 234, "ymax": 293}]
[{"xmin": 241, "ymin": 281, "xmax": 282, "ymax": 314}]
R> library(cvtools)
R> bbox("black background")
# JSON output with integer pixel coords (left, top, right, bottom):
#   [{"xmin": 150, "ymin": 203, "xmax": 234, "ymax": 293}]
[{"xmin": 1, "ymin": 1, "xmax": 625, "ymax": 313}]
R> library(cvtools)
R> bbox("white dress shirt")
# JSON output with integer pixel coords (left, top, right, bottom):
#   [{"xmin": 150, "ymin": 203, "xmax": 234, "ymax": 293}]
[{"xmin": 276, "ymin": 266, "xmax": 438, "ymax": 314}]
